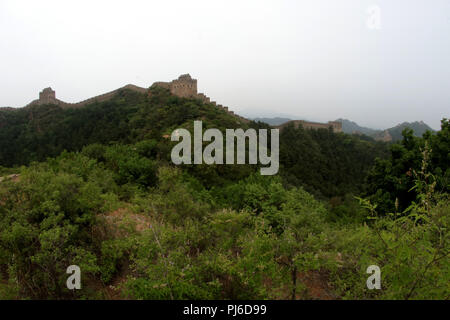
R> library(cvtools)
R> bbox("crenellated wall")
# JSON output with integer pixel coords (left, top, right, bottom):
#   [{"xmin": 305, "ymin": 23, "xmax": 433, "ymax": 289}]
[
  {"xmin": 170, "ymin": 74, "xmax": 197, "ymax": 98},
  {"xmin": 25, "ymin": 84, "xmax": 148, "ymax": 109},
  {"xmin": 23, "ymin": 76, "xmax": 343, "ymax": 130},
  {"xmin": 275, "ymin": 120, "xmax": 342, "ymax": 133},
  {"xmin": 24, "ymin": 75, "xmax": 249, "ymax": 124},
  {"xmin": 152, "ymin": 74, "xmax": 250, "ymax": 123}
]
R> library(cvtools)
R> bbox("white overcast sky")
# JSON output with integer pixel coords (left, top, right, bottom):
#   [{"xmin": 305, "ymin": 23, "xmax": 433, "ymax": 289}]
[{"xmin": 1, "ymin": 0, "xmax": 449, "ymax": 129}]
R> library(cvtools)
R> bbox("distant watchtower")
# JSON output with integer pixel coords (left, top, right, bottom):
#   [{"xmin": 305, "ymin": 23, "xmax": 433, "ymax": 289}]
[
  {"xmin": 39, "ymin": 87, "xmax": 56, "ymax": 104},
  {"xmin": 170, "ymin": 74, "xmax": 197, "ymax": 98}
]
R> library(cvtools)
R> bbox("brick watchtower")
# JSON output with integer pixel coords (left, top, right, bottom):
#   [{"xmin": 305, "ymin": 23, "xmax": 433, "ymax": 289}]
[
  {"xmin": 169, "ymin": 74, "xmax": 197, "ymax": 98},
  {"xmin": 38, "ymin": 87, "xmax": 56, "ymax": 104}
]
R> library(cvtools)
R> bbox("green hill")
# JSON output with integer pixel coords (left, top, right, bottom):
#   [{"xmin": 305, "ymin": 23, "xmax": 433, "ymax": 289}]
[
  {"xmin": 382, "ymin": 121, "xmax": 435, "ymax": 141},
  {"xmin": 0, "ymin": 86, "xmax": 250, "ymax": 167},
  {"xmin": 251, "ymin": 117, "xmax": 292, "ymax": 126},
  {"xmin": 336, "ymin": 118, "xmax": 435, "ymax": 142},
  {"xmin": 0, "ymin": 86, "xmax": 389, "ymax": 198},
  {"xmin": 336, "ymin": 118, "xmax": 381, "ymax": 136},
  {"xmin": 0, "ymin": 85, "xmax": 448, "ymax": 300}
]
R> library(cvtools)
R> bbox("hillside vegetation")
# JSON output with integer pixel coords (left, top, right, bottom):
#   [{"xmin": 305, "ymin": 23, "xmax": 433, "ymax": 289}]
[
  {"xmin": 0, "ymin": 87, "xmax": 448, "ymax": 300},
  {"xmin": 337, "ymin": 118, "xmax": 435, "ymax": 142}
]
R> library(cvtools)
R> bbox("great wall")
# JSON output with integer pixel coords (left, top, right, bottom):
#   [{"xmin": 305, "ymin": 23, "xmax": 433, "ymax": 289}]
[
  {"xmin": 275, "ymin": 120, "xmax": 342, "ymax": 132},
  {"xmin": 25, "ymin": 84, "xmax": 147, "ymax": 109},
  {"xmin": 21, "ymin": 74, "xmax": 342, "ymax": 132}
]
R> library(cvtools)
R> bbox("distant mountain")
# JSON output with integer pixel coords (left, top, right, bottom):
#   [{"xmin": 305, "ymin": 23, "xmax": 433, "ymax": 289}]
[
  {"xmin": 251, "ymin": 117, "xmax": 292, "ymax": 126},
  {"xmin": 336, "ymin": 119, "xmax": 435, "ymax": 142},
  {"xmin": 381, "ymin": 121, "xmax": 435, "ymax": 142},
  {"xmin": 336, "ymin": 118, "xmax": 381, "ymax": 136}
]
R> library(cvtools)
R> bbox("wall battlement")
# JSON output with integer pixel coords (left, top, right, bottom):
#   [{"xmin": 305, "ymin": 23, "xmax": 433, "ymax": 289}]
[
  {"xmin": 275, "ymin": 120, "xmax": 342, "ymax": 133},
  {"xmin": 25, "ymin": 84, "xmax": 148, "ymax": 109},
  {"xmin": 21, "ymin": 75, "xmax": 341, "ymax": 130},
  {"xmin": 152, "ymin": 74, "xmax": 250, "ymax": 123},
  {"xmin": 39, "ymin": 87, "xmax": 56, "ymax": 103},
  {"xmin": 24, "ymin": 74, "xmax": 250, "ymax": 124},
  {"xmin": 151, "ymin": 74, "xmax": 197, "ymax": 98}
]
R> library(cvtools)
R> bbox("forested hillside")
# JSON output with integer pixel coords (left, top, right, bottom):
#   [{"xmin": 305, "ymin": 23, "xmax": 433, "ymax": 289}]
[
  {"xmin": 381, "ymin": 121, "xmax": 436, "ymax": 141},
  {"xmin": 251, "ymin": 117, "xmax": 292, "ymax": 126},
  {"xmin": 0, "ymin": 86, "xmax": 387, "ymax": 198},
  {"xmin": 0, "ymin": 87, "xmax": 448, "ymax": 300},
  {"xmin": 336, "ymin": 118, "xmax": 380, "ymax": 136},
  {"xmin": 0, "ymin": 87, "xmax": 249, "ymax": 167}
]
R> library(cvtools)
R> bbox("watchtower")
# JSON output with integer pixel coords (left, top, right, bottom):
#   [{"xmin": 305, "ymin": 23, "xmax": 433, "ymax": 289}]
[
  {"xmin": 39, "ymin": 87, "xmax": 56, "ymax": 104},
  {"xmin": 170, "ymin": 74, "xmax": 197, "ymax": 98}
]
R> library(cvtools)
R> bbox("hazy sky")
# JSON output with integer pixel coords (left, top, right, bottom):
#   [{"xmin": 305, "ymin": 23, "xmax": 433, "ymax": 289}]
[{"xmin": 1, "ymin": 0, "xmax": 449, "ymax": 129}]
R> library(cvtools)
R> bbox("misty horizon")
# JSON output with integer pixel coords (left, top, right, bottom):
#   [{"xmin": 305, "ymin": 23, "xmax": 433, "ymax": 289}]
[{"xmin": 1, "ymin": 0, "xmax": 449, "ymax": 130}]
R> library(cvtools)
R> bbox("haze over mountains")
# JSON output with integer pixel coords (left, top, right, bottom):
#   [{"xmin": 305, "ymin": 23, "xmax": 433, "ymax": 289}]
[
  {"xmin": 0, "ymin": 73, "xmax": 448, "ymax": 301},
  {"xmin": 252, "ymin": 117, "xmax": 436, "ymax": 142},
  {"xmin": 337, "ymin": 119, "xmax": 435, "ymax": 142},
  {"xmin": 251, "ymin": 117, "xmax": 292, "ymax": 126}
]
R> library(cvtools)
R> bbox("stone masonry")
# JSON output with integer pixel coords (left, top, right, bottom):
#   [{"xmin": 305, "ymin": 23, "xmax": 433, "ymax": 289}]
[
  {"xmin": 22, "ymin": 74, "xmax": 341, "ymax": 131},
  {"xmin": 275, "ymin": 120, "xmax": 342, "ymax": 133},
  {"xmin": 153, "ymin": 74, "xmax": 249, "ymax": 123}
]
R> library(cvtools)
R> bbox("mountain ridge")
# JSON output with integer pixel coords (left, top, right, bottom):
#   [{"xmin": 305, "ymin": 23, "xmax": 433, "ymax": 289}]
[{"xmin": 252, "ymin": 117, "xmax": 436, "ymax": 142}]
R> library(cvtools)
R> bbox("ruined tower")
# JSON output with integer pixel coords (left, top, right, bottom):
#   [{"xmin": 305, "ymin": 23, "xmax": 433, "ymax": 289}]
[
  {"xmin": 169, "ymin": 74, "xmax": 197, "ymax": 98},
  {"xmin": 22, "ymin": 75, "xmax": 249, "ymax": 124},
  {"xmin": 38, "ymin": 87, "xmax": 57, "ymax": 104}
]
